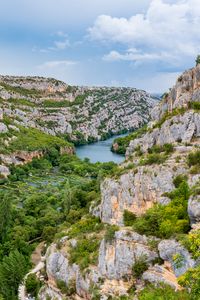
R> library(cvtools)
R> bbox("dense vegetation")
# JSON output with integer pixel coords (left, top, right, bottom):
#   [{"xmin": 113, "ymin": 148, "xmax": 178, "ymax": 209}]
[{"xmin": 0, "ymin": 149, "xmax": 118, "ymax": 299}]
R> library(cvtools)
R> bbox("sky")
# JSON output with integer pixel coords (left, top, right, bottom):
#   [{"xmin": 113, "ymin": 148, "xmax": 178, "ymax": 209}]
[{"xmin": 0, "ymin": 0, "xmax": 200, "ymax": 93}]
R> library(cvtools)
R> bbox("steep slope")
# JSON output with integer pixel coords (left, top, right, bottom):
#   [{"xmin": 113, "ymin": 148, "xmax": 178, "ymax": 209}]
[
  {"xmin": 0, "ymin": 76, "xmax": 157, "ymax": 178},
  {"xmin": 33, "ymin": 64, "xmax": 200, "ymax": 300},
  {"xmin": 0, "ymin": 75, "xmax": 157, "ymax": 144}
]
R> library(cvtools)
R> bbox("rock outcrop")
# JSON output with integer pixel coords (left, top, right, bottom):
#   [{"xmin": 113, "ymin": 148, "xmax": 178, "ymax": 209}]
[
  {"xmin": 158, "ymin": 240, "xmax": 195, "ymax": 277},
  {"xmin": 100, "ymin": 159, "xmax": 186, "ymax": 225},
  {"xmin": 126, "ymin": 111, "xmax": 200, "ymax": 156},
  {"xmin": 188, "ymin": 195, "xmax": 200, "ymax": 225},
  {"xmin": 143, "ymin": 263, "xmax": 181, "ymax": 290},
  {"xmin": 151, "ymin": 64, "xmax": 200, "ymax": 122},
  {"xmin": 98, "ymin": 230, "xmax": 158, "ymax": 279}
]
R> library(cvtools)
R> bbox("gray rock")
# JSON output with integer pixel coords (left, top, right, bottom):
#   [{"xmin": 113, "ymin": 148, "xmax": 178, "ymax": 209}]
[
  {"xmin": 188, "ymin": 195, "xmax": 200, "ymax": 225},
  {"xmin": 158, "ymin": 240, "xmax": 195, "ymax": 277},
  {"xmin": 46, "ymin": 251, "xmax": 77, "ymax": 285},
  {"xmin": 100, "ymin": 164, "xmax": 180, "ymax": 225},
  {"xmin": 0, "ymin": 122, "xmax": 8, "ymax": 133},
  {"xmin": 98, "ymin": 229, "xmax": 158, "ymax": 280},
  {"xmin": 126, "ymin": 111, "xmax": 200, "ymax": 156},
  {"xmin": 143, "ymin": 264, "xmax": 180, "ymax": 290}
]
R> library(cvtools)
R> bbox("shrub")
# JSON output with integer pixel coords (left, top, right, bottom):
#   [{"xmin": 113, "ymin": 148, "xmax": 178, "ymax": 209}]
[
  {"xmin": 189, "ymin": 101, "xmax": 200, "ymax": 110},
  {"xmin": 133, "ymin": 181, "xmax": 190, "ymax": 239},
  {"xmin": 181, "ymin": 229, "xmax": 200, "ymax": 259},
  {"xmin": 57, "ymin": 279, "xmax": 76, "ymax": 296},
  {"xmin": 196, "ymin": 55, "xmax": 200, "ymax": 66},
  {"xmin": 188, "ymin": 150, "xmax": 200, "ymax": 167},
  {"xmin": 25, "ymin": 274, "xmax": 40, "ymax": 297},
  {"xmin": 148, "ymin": 143, "xmax": 174, "ymax": 155},
  {"xmin": 123, "ymin": 210, "xmax": 136, "ymax": 226},
  {"xmin": 173, "ymin": 175, "xmax": 188, "ymax": 188},
  {"xmin": 141, "ymin": 153, "xmax": 167, "ymax": 165},
  {"xmin": 69, "ymin": 238, "xmax": 100, "ymax": 270},
  {"xmin": 104, "ymin": 225, "xmax": 119, "ymax": 242},
  {"xmin": 132, "ymin": 255, "xmax": 148, "ymax": 279},
  {"xmin": 179, "ymin": 266, "xmax": 200, "ymax": 299},
  {"xmin": 138, "ymin": 283, "xmax": 190, "ymax": 300}
]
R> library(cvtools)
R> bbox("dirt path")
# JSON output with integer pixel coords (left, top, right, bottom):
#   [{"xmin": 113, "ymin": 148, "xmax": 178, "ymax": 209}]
[{"xmin": 18, "ymin": 242, "xmax": 46, "ymax": 300}]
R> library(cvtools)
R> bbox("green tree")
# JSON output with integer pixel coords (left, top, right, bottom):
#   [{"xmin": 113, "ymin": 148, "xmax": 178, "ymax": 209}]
[
  {"xmin": 25, "ymin": 273, "xmax": 40, "ymax": 297},
  {"xmin": 0, "ymin": 250, "xmax": 28, "ymax": 299},
  {"xmin": 196, "ymin": 55, "xmax": 200, "ymax": 66},
  {"xmin": 0, "ymin": 192, "xmax": 11, "ymax": 242}
]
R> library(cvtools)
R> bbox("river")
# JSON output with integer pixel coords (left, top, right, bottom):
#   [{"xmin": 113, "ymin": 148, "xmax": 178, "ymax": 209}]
[{"xmin": 76, "ymin": 134, "xmax": 127, "ymax": 163}]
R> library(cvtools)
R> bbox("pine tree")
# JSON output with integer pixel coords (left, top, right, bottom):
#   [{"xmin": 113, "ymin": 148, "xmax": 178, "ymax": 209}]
[
  {"xmin": 0, "ymin": 192, "xmax": 11, "ymax": 242},
  {"xmin": 196, "ymin": 55, "xmax": 200, "ymax": 66},
  {"xmin": 0, "ymin": 250, "xmax": 28, "ymax": 299}
]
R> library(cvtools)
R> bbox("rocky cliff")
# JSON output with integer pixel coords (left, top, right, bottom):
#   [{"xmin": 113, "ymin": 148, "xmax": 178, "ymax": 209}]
[{"xmin": 22, "ymin": 64, "xmax": 200, "ymax": 300}]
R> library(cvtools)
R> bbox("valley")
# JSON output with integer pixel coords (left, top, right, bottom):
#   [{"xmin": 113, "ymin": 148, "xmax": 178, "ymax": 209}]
[{"xmin": 1, "ymin": 63, "xmax": 200, "ymax": 300}]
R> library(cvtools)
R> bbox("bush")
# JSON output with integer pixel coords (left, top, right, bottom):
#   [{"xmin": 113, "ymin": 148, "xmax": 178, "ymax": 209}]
[
  {"xmin": 188, "ymin": 150, "xmax": 200, "ymax": 167},
  {"xmin": 138, "ymin": 283, "xmax": 190, "ymax": 300},
  {"xmin": 173, "ymin": 175, "xmax": 188, "ymax": 188},
  {"xmin": 196, "ymin": 55, "xmax": 200, "ymax": 66},
  {"xmin": 141, "ymin": 153, "xmax": 167, "ymax": 165},
  {"xmin": 69, "ymin": 238, "xmax": 100, "ymax": 270},
  {"xmin": 189, "ymin": 101, "xmax": 200, "ymax": 110},
  {"xmin": 179, "ymin": 266, "xmax": 200, "ymax": 299},
  {"xmin": 132, "ymin": 255, "xmax": 148, "ymax": 279},
  {"xmin": 133, "ymin": 181, "xmax": 190, "ymax": 238},
  {"xmin": 148, "ymin": 144, "xmax": 174, "ymax": 155},
  {"xmin": 104, "ymin": 225, "xmax": 119, "ymax": 242},
  {"xmin": 25, "ymin": 274, "xmax": 40, "ymax": 297},
  {"xmin": 57, "ymin": 279, "xmax": 76, "ymax": 296},
  {"xmin": 123, "ymin": 210, "xmax": 136, "ymax": 226}
]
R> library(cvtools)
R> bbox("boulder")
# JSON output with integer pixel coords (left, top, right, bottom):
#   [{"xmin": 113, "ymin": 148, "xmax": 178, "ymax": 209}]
[
  {"xmin": 158, "ymin": 240, "xmax": 195, "ymax": 277},
  {"xmin": 143, "ymin": 263, "xmax": 181, "ymax": 290},
  {"xmin": 188, "ymin": 195, "xmax": 200, "ymax": 225}
]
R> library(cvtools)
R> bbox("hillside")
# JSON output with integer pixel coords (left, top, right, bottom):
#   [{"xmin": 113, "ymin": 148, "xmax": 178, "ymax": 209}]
[
  {"xmin": 1, "ymin": 65, "xmax": 200, "ymax": 300},
  {"xmin": 26, "ymin": 64, "xmax": 200, "ymax": 300},
  {"xmin": 0, "ymin": 76, "xmax": 157, "ymax": 141}
]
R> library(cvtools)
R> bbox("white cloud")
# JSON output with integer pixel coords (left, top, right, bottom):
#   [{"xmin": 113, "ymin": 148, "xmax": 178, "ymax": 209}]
[
  {"xmin": 103, "ymin": 49, "xmax": 174, "ymax": 63},
  {"xmin": 89, "ymin": 0, "xmax": 200, "ymax": 64},
  {"xmin": 53, "ymin": 39, "xmax": 70, "ymax": 50},
  {"xmin": 37, "ymin": 60, "xmax": 77, "ymax": 69}
]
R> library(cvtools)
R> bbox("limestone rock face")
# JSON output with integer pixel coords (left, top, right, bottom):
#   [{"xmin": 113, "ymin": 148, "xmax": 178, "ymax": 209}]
[
  {"xmin": 46, "ymin": 250, "xmax": 77, "ymax": 285},
  {"xmin": 45, "ymin": 243, "xmax": 101, "ymax": 299},
  {"xmin": 158, "ymin": 240, "xmax": 195, "ymax": 277},
  {"xmin": 98, "ymin": 230, "xmax": 158, "ymax": 279},
  {"xmin": 143, "ymin": 263, "xmax": 181, "ymax": 290},
  {"xmin": 0, "ymin": 151, "xmax": 43, "ymax": 166},
  {"xmin": 151, "ymin": 64, "xmax": 200, "ymax": 122},
  {"xmin": 100, "ymin": 162, "xmax": 186, "ymax": 225},
  {"xmin": 126, "ymin": 111, "xmax": 200, "ymax": 156},
  {"xmin": 188, "ymin": 195, "xmax": 200, "ymax": 225}
]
